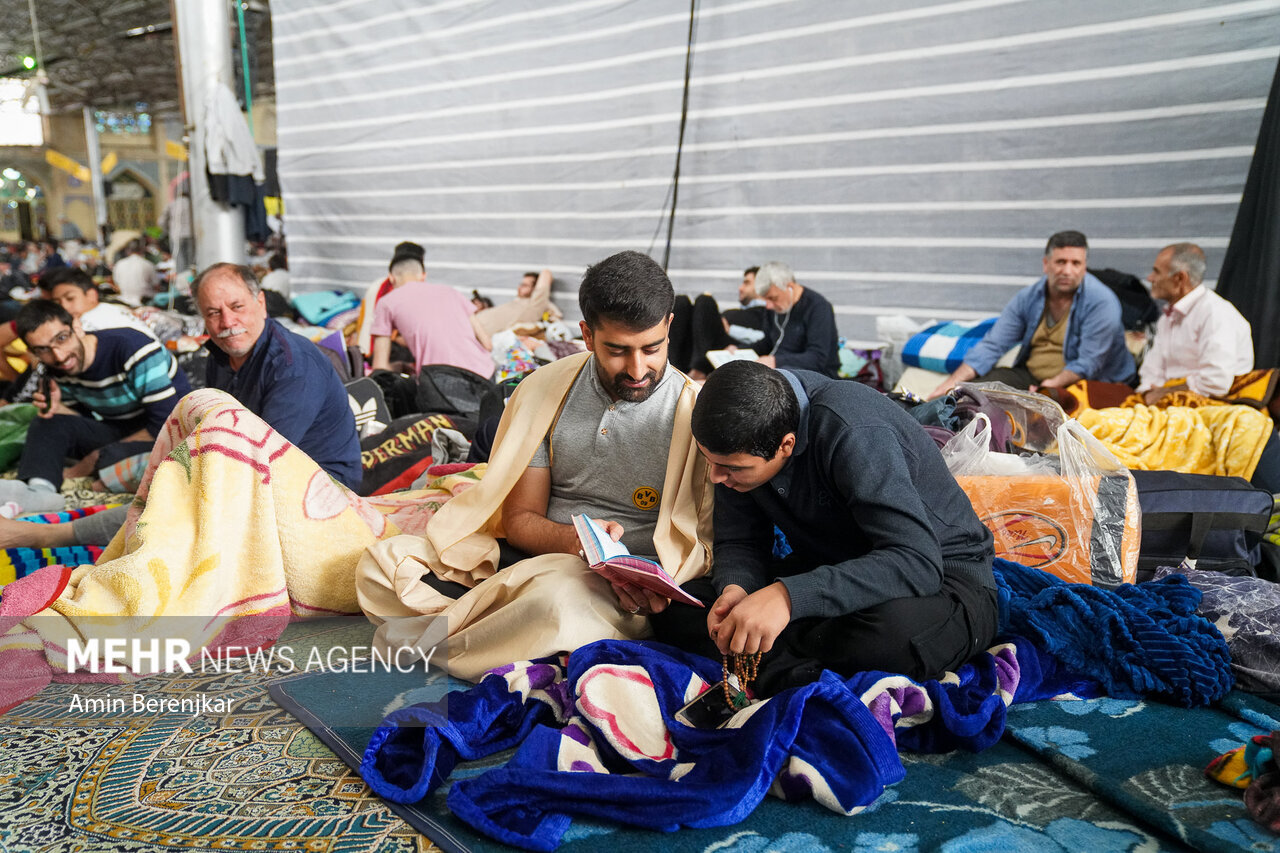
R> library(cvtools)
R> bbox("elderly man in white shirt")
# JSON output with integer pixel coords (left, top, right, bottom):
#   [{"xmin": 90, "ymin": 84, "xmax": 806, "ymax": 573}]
[{"xmin": 1137, "ymin": 242, "xmax": 1254, "ymax": 405}]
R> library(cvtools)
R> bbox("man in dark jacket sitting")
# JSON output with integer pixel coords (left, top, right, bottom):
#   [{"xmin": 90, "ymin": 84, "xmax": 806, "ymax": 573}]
[
  {"xmin": 749, "ymin": 261, "xmax": 840, "ymax": 378},
  {"xmin": 652, "ymin": 360, "xmax": 998, "ymax": 695},
  {"xmin": 196, "ymin": 262, "xmax": 362, "ymax": 490}
]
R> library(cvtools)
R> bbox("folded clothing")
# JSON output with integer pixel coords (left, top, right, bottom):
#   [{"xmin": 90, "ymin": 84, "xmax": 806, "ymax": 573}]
[{"xmin": 292, "ymin": 290, "xmax": 362, "ymax": 326}]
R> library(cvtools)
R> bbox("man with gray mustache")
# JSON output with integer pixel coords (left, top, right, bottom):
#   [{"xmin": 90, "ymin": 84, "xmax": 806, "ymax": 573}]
[{"xmin": 196, "ymin": 262, "xmax": 362, "ymax": 490}]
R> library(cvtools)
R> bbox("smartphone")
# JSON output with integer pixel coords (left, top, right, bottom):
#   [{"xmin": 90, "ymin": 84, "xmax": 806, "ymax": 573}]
[
  {"xmin": 38, "ymin": 372, "xmax": 51, "ymax": 413},
  {"xmin": 675, "ymin": 683, "xmax": 740, "ymax": 729}
]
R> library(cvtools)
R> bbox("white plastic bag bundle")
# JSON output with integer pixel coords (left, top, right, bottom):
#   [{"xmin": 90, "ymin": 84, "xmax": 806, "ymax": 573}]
[{"xmin": 941, "ymin": 414, "xmax": 1054, "ymax": 476}]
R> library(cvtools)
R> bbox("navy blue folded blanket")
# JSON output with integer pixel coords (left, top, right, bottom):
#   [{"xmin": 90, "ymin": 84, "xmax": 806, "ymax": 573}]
[{"xmin": 994, "ymin": 557, "xmax": 1233, "ymax": 706}]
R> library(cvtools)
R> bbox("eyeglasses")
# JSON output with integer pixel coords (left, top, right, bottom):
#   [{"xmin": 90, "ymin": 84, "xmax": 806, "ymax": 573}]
[{"xmin": 28, "ymin": 328, "xmax": 74, "ymax": 358}]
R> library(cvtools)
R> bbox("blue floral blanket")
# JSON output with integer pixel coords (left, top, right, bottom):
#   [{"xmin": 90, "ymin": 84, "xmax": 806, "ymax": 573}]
[{"xmin": 360, "ymin": 560, "xmax": 1232, "ymax": 851}]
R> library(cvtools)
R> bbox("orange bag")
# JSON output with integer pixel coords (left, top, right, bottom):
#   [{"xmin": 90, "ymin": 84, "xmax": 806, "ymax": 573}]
[{"xmin": 956, "ymin": 472, "xmax": 1140, "ymax": 586}]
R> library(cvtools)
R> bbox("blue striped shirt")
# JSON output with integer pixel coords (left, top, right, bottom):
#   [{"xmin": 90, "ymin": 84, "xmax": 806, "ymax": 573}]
[{"xmin": 58, "ymin": 328, "xmax": 191, "ymax": 435}]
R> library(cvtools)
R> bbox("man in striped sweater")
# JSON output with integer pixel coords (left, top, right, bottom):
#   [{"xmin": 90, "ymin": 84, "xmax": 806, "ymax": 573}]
[{"xmin": 0, "ymin": 300, "xmax": 190, "ymax": 512}]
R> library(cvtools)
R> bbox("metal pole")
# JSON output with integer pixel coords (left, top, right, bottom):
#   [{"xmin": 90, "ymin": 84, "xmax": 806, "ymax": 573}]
[
  {"xmin": 173, "ymin": 0, "xmax": 244, "ymax": 272},
  {"xmin": 82, "ymin": 106, "xmax": 108, "ymax": 246},
  {"xmin": 235, "ymin": 0, "xmax": 254, "ymax": 138}
]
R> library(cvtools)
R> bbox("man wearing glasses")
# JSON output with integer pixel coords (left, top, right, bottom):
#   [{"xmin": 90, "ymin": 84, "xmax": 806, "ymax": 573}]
[{"xmin": 0, "ymin": 300, "xmax": 190, "ymax": 512}]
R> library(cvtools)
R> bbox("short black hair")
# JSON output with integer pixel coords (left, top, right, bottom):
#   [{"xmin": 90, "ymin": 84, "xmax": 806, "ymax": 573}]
[
  {"xmin": 268, "ymin": 252, "xmax": 287, "ymax": 271},
  {"xmin": 388, "ymin": 240, "xmax": 425, "ymax": 271},
  {"xmin": 744, "ymin": 266, "xmax": 759, "ymax": 276},
  {"xmin": 691, "ymin": 360, "xmax": 799, "ymax": 459},
  {"xmin": 578, "ymin": 250, "xmax": 674, "ymax": 332},
  {"xmin": 16, "ymin": 299, "xmax": 75, "ymax": 339},
  {"xmin": 42, "ymin": 266, "xmax": 96, "ymax": 293},
  {"xmin": 1045, "ymin": 230, "xmax": 1088, "ymax": 256}
]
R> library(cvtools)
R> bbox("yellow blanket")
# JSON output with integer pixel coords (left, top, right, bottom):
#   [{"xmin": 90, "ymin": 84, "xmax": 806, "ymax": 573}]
[
  {"xmin": 1077, "ymin": 403, "xmax": 1273, "ymax": 479},
  {"xmin": 0, "ymin": 389, "xmax": 473, "ymax": 710},
  {"xmin": 357, "ymin": 352, "xmax": 714, "ymax": 681}
]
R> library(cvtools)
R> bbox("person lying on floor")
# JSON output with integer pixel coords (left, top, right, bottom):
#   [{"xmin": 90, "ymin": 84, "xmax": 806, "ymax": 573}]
[
  {"xmin": 0, "ymin": 300, "xmax": 191, "ymax": 513},
  {"xmin": 0, "ymin": 504, "xmax": 126, "ymax": 549},
  {"xmin": 195, "ymin": 262, "xmax": 363, "ymax": 491},
  {"xmin": 471, "ymin": 268, "xmax": 565, "ymax": 341},
  {"xmin": 651, "ymin": 360, "xmax": 998, "ymax": 696},
  {"xmin": 358, "ymin": 250, "xmax": 713, "ymax": 680}
]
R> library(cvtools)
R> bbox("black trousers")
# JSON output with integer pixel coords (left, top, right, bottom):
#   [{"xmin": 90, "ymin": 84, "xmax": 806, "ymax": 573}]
[
  {"xmin": 669, "ymin": 294, "xmax": 733, "ymax": 374},
  {"xmin": 975, "ymin": 365, "xmax": 1037, "ymax": 390},
  {"xmin": 651, "ymin": 569, "xmax": 1000, "ymax": 696},
  {"xmin": 18, "ymin": 413, "xmax": 149, "ymax": 488}
]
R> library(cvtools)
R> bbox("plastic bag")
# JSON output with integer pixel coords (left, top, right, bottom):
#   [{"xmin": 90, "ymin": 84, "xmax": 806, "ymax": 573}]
[
  {"xmin": 941, "ymin": 413, "xmax": 1058, "ymax": 477},
  {"xmin": 946, "ymin": 414, "xmax": 1140, "ymax": 587},
  {"xmin": 875, "ymin": 314, "xmax": 930, "ymax": 391},
  {"xmin": 960, "ymin": 381, "xmax": 1069, "ymax": 453}
]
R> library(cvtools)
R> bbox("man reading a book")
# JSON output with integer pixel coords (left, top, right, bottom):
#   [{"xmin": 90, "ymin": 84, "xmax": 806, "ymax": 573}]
[
  {"xmin": 358, "ymin": 251, "xmax": 713, "ymax": 680},
  {"xmin": 651, "ymin": 360, "xmax": 998, "ymax": 695}
]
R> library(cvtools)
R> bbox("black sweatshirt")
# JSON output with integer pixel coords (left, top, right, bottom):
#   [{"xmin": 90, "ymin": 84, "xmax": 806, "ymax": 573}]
[
  {"xmin": 711, "ymin": 370, "xmax": 995, "ymax": 619},
  {"xmin": 753, "ymin": 288, "xmax": 840, "ymax": 378}
]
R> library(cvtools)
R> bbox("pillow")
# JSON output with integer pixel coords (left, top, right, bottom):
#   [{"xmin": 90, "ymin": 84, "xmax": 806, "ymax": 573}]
[{"xmin": 900, "ymin": 318, "xmax": 997, "ymax": 374}]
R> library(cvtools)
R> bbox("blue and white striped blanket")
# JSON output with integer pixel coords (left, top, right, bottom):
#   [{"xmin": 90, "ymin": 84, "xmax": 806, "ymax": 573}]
[{"xmin": 901, "ymin": 318, "xmax": 997, "ymax": 374}]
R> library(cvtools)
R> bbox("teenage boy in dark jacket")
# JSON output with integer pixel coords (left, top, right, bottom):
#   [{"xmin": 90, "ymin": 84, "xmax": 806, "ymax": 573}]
[{"xmin": 653, "ymin": 360, "xmax": 998, "ymax": 694}]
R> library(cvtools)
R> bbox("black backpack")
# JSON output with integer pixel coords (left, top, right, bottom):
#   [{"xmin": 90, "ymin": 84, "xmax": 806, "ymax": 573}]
[
  {"xmin": 1089, "ymin": 267, "xmax": 1160, "ymax": 331},
  {"xmin": 415, "ymin": 365, "xmax": 495, "ymax": 434}
]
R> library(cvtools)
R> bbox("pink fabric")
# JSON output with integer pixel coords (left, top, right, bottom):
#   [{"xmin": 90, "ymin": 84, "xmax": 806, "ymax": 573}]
[
  {"xmin": 371, "ymin": 280, "xmax": 494, "ymax": 378},
  {"xmin": 0, "ymin": 566, "xmax": 73, "ymax": 712}
]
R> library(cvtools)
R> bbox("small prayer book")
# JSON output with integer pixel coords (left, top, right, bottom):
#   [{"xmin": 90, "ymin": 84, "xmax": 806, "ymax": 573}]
[{"xmin": 572, "ymin": 513, "xmax": 703, "ymax": 607}]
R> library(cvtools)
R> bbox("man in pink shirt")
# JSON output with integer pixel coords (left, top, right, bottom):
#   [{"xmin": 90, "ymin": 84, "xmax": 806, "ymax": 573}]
[{"xmin": 369, "ymin": 251, "xmax": 494, "ymax": 379}]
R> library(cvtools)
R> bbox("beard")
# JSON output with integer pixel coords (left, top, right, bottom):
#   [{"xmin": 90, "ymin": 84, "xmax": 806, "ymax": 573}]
[
  {"xmin": 47, "ymin": 340, "xmax": 87, "ymax": 376},
  {"xmin": 607, "ymin": 362, "xmax": 665, "ymax": 403}
]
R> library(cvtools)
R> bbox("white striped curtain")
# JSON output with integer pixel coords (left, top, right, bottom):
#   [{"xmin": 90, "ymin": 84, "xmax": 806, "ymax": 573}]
[{"xmin": 271, "ymin": 0, "xmax": 1280, "ymax": 340}]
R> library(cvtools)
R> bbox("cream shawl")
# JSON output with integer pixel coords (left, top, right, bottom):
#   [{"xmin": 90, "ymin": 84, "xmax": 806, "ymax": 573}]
[{"xmin": 356, "ymin": 352, "xmax": 713, "ymax": 680}]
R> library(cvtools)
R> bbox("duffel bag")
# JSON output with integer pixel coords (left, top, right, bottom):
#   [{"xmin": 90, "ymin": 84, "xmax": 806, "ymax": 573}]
[{"xmin": 1131, "ymin": 469, "xmax": 1273, "ymax": 578}]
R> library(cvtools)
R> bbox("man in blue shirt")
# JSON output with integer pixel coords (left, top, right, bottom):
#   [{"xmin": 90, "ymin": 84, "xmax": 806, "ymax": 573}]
[
  {"xmin": 195, "ymin": 263, "xmax": 361, "ymax": 490},
  {"xmin": 0, "ymin": 300, "xmax": 191, "ymax": 512},
  {"xmin": 929, "ymin": 231, "xmax": 1135, "ymax": 398}
]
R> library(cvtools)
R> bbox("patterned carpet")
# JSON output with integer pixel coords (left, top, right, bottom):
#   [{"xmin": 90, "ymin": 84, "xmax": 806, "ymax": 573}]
[
  {"xmin": 6, "ymin": 610, "xmax": 1278, "ymax": 852},
  {"xmin": 58, "ymin": 476, "xmax": 134, "ymax": 511},
  {"xmin": 0, "ymin": 616, "xmax": 437, "ymax": 853}
]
